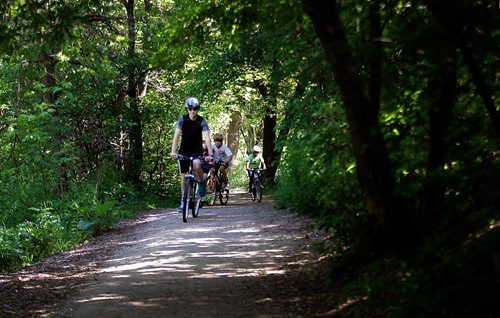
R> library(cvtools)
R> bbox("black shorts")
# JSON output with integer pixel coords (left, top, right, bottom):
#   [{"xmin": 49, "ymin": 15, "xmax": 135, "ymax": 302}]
[
  {"xmin": 178, "ymin": 152, "xmax": 203, "ymax": 173},
  {"xmin": 201, "ymin": 162, "xmax": 210, "ymax": 173}
]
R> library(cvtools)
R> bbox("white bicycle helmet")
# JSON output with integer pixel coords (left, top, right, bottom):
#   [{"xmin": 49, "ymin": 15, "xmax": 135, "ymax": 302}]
[
  {"xmin": 184, "ymin": 97, "xmax": 200, "ymax": 109},
  {"xmin": 252, "ymin": 145, "xmax": 261, "ymax": 152}
]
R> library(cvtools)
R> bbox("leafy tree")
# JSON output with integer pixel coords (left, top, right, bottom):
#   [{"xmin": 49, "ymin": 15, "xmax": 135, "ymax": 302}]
[{"xmin": 303, "ymin": 0, "xmax": 414, "ymax": 251}]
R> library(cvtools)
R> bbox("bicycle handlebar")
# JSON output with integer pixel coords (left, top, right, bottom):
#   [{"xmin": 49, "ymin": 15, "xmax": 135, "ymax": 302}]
[
  {"xmin": 177, "ymin": 154, "xmax": 204, "ymax": 161},
  {"xmin": 211, "ymin": 156, "xmax": 225, "ymax": 164},
  {"xmin": 177, "ymin": 154, "xmax": 225, "ymax": 166}
]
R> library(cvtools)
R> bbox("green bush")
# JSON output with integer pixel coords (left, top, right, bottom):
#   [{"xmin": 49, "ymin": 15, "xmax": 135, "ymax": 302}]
[
  {"xmin": 275, "ymin": 95, "xmax": 366, "ymax": 247},
  {"xmin": 0, "ymin": 178, "xmax": 165, "ymax": 272},
  {"xmin": 0, "ymin": 227, "xmax": 25, "ymax": 271}
]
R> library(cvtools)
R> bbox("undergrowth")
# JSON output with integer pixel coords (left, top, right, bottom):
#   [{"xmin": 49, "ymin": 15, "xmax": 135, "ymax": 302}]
[
  {"xmin": 0, "ymin": 182, "xmax": 176, "ymax": 272},
  {"xmin": 324, "ymin": 220, "xmax": 500, "ymax": 318}
]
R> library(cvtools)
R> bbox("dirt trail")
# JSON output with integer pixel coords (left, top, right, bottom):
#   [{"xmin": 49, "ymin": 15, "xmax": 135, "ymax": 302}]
[{"xmin": 2, "ymin": 190, "xmax": 336, "ymax": 317}]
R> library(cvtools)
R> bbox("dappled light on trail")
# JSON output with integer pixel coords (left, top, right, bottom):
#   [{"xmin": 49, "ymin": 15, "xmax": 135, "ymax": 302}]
[
  {"xmin": 62, "ymin": 190, "xmax": 324, "ymax": 318},
  {"xmin": 99, "ymin": 213, "xmax": 294, "ymax": 279}
]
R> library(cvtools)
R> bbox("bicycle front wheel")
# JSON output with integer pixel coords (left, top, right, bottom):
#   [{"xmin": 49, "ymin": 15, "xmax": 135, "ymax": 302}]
[
  {"xmin": 210, "ymin": 178, "xmax": 218, "ymax": 205},
  {"xmin": 182, "ymin": 179, "xmax": 191, "ymax": 223},
  {"xmin": 255, "ymin": 179, "xmax": 262, "ymax": 202},
  {"xmin": 193, "ymin": 183, "xmax": 201, "ymax": 218},
  {"xmin": 220, "ymin": 188, "xmax": 229, "ymax": 205}
]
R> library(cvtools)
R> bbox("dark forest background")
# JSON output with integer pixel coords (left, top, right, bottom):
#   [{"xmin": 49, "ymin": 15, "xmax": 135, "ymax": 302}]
[{"xmin": 0, "ymin": 1, "xmax": 498, "ymax": 316}]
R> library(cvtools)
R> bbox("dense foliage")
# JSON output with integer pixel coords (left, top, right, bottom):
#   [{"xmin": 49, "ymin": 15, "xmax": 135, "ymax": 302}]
[{"xmin": 0, "ymin": 0, "xmax": 498, "ymax": 316}]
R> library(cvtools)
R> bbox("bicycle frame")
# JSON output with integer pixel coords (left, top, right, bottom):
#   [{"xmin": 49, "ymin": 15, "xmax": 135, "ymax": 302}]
[
  {"xmin": 178, "ymin": 155, "xmax": 203, "ymax": 222},
  {"xmin": 208, "ymin": 157, "xmax": 229, "ymax": 205},
  {"xmin": 249, "ymin": 168, "xmax": 263, "ymax": 202}
]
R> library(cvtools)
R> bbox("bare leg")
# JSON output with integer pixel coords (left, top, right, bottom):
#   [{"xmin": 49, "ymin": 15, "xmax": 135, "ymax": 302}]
[
  {"xmin": 180, "ymin": 173, "xmax": 186, "ymax": 195},
  {"xmin": 248, "ymin": 171, "xmax": 253, "ymax": 192},
  {"xmin": 177, "ymin": 172, "xmax": 186, "ymax": 210},
  {"xmin": 193, "ymin": 159, "xmax": 204, "ymax": 181},
  {"xmin": 193, "ymin": 159, "xmax": 206, "ymax": 197}
]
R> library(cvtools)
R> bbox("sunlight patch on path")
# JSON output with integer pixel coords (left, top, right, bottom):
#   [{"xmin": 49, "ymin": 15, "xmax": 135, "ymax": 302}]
[
  {"xmin": 61, "ymin": 193, "xmax": 320, "ymax": 318},
  {"xmin": 94, "ymin": 206, "xmax": 300, "ymax": 279}
]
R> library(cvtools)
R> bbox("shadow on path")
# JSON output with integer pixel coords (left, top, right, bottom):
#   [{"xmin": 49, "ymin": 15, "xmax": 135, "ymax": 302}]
[{"xmin": 61, "ymin": 190, "xmax": 329, "ymax": 318}]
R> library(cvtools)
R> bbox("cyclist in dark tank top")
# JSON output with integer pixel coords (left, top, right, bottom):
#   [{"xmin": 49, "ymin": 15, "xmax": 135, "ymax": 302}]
[{"xmin": 171, "ymin": 97, "xmax": 213, "ymax": 212}]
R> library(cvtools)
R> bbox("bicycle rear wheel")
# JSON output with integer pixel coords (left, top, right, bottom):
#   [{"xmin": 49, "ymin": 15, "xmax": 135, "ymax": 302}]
[{"xmin": 255, "ymin": 179, "xmax": 262, "ymax": 202}]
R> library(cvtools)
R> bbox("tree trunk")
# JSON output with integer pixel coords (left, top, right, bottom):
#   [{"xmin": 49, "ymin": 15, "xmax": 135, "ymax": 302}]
[
  {"xmin": 240, "ymin": 126, "xmax": 255, "ymax": 155},
  {"xmin": 427, "ymin": 56, "xmax": 457, "ymax": 172},
  {"xmin": 425, "ymin": 48, "xmax": 457, "ymax": 215},
  {"xmin": 263, "ymin": 107, "xmax": 277, "ymax": 184},
  {"xmin": 123, "ymin": 0, "xmax": 143, "ymax": 185},
  {"xmin": 459, "ymin": 44, "xmax": 500, "ymax": 138},
  {"xmin": 254, "ymin": 80, "xmax": 279, "ymax": 185},
  {"xmin": 227, "ymin": 110, "xmax": 242, "ymax": 159},
  {"xmin": 423, "ymin": 0, "xmax": 500, "ymax": 138},
  {"xmin": 303, "ymin": 0, "xmax": 412, "ymax": 251},
  {"xmin": 40, "ymin": 50, "xmax": 69, "ymax": 196},
  {"xmin": 368, "ymin": 0, "xmax": 382, "ymax": 114}
]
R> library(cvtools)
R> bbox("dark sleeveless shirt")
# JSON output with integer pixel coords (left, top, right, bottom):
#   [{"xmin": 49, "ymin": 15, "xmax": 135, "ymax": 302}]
[{"xmin": 179, "ymin": 114, "xmax": 205, "ymax": 156}]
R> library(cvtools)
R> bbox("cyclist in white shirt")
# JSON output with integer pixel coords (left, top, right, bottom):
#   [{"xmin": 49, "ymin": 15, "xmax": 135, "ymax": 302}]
[{"xmin": 211, "ymin": 133, "xmax": 233, "ymax": 189}]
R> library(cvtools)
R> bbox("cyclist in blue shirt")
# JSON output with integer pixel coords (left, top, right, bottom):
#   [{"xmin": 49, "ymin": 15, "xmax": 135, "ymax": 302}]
[{"xmin": 171, "ymin": 97, "xmax": 213, "ymax": 211}]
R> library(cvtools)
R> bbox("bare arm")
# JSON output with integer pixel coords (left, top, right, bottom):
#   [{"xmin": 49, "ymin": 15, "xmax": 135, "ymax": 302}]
[
  {"xmin": 203, "ymin": 130, "xmax": 213, "ymax": 156},
  {"xmin": 171, "ymin": 127, "xmax": 181, "ymax": 159}
]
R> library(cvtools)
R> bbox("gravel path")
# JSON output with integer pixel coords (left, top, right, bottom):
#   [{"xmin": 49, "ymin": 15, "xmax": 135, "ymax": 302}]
[{"xmin": 1, "ymin": 190, "xmax": 336, "ymax": 317}]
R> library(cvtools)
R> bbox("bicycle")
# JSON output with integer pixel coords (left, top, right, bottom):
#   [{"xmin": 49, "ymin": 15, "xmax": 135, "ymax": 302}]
[
  {"xmin": 207, "ymin": 157, "xmax": 229, "ymax": 206},
  {"xmin": 177, "ymin": 154, "xmax": 203, "ymax": 223},
  {"xmin": 248, "ymin": 168, "xmax": 264, "ymax": 202}
]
